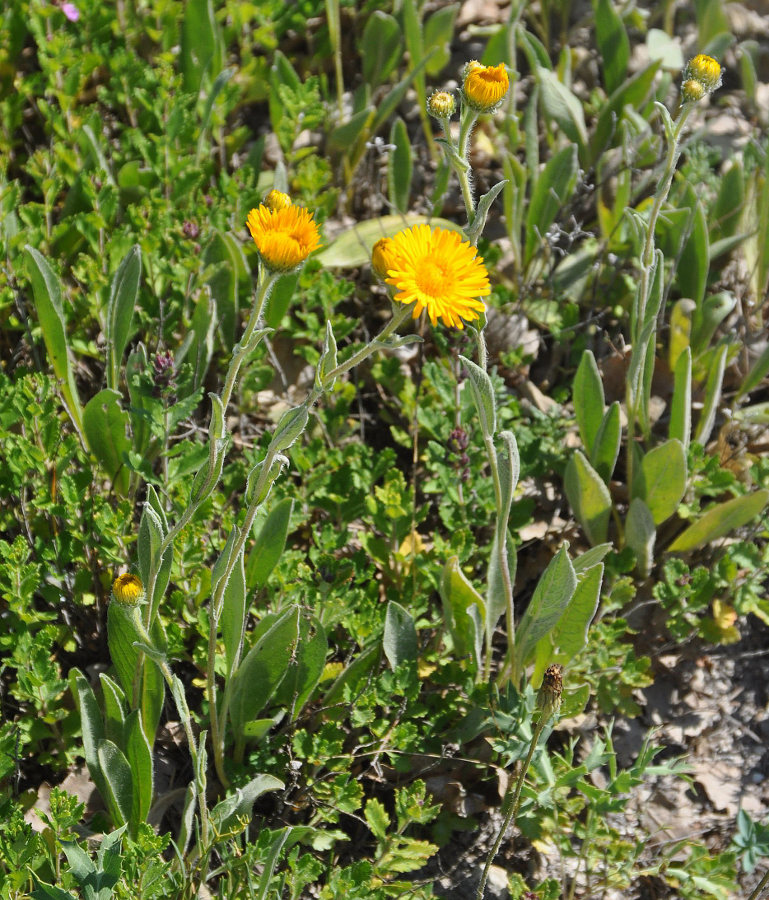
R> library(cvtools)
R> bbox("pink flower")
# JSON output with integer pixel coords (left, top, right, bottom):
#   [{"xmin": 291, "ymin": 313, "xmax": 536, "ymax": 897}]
[{"xmin": 62, "ymin": 2, "xmax": 79, "ymax": 21}]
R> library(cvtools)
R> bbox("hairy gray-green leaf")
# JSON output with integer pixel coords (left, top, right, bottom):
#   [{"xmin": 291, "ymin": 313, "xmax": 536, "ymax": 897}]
[
  {"xmin": 633, "ymin": 439, "xmax": 686, "ymax": 526},
  {"xmin": 383, "ymin": 601, "xmax": 418, "ymax": 670},
  {"xmin": 668, "ymin": 490, "xmax": 769, "ymax": 553},
  {"xmin": 83, "ymin": 389, "xmax": 131, "ymax": 495},
  {"xmin": 106, "ymin": 245, "xmax": 141, "ymax": 392},
  {"xmin": 625, "ymin": 498, "xmax": 656, "ymax": 577},
  {"xmin": 564, "ymin": 451, "xmax": 612, "ymax": 545}
]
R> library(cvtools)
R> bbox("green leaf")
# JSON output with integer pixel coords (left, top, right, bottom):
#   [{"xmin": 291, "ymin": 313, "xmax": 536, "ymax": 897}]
[
  {"xmin": 738, "ymin": 342, "xmax": 769, "ymax": 400},
  {"xmin": 564, "ymin": 451, "xmax": 612, "ymax": 546},
  {"xmin": 268, "ymin": 404, "xmax": 308, "ymax": 454},
  {"xmin": 694, "ymin": 343, "xmax": 727, "ymax": 445},
  {"xmin": 536, "ymin": 69, "xmax": 588, "ymax": 159},
  {"xmin": 691, "ymin": 291, "xmax": 736, "ymax": 358},
  {"xmin": 176, "ymin": 288, "xmax": 216, "ymax": 393},
  {"xmin": 668, "ymin": 298, "xmax": 695, "ymax": 373},
  {"xmin": 327, "ymin": 106, "xmax": 374, "ymax": 152},
  {"xmin": 230, "ymin": 608, "xmax": 300, "ymax": 737},
  {"xmin": 31, "ymin": 881, "xmax": 78, "ymax": 900},
  {"xmin": 272, "ymin": 616, "xmax": 327, "ymax": 716},
  {"xmin": 459, "ymin": 355, "xmax": 496, "ymax": 437},
  {"xmin": 24, "ymin": 246, "xmax": 83, "ymax": 434},
  {"xmin": 315, "ymin": 321, "xmax": 338, "ymax": 391},
  {"xmin": 124, "ymin": 711, "xmax": 153, "ymax": 835},
  {"xmin": 70, "ymin": 671, "xmax": 107, "ymax": 803},
  {"xmin": 388, "ymin": 117, "xmax": 412, "ymax": 214},
  {"xmin": 383, "ymin": 601, "xmax": 418, "ymax": 670},
  {"xmin": 515, "ymin": 544, "xmax": 578, "ymax": 672},
  {"xmin": 590, "ymin": 402, "xmax": 621, "ymax": 484},
  {"xmin": 594, "ymin": 0, "xmax": 630, "ymax": 93},
  {"xmin": 625, "ymin": 498, "xmax": 656, "ymax": 577},
  {"xmin": 365, "ymin": 797, "xmax": 390, "ymax": 841},
  {"xmin": 646, "ymin": 28, "xmax": 684, "ymax": 69},
  {"xmin": 574, "ymin": 350, "xmax": 605, "ymax": 451},
  {"xmin": 669, "ymin": 346, "xmax": 692, "ymax": 450},
  {"xmin": 362, "ymin": 11, "xmax": 402, "ymax": 88},
  {"xmin": 180, "ymin": 0, "xmax": 222, "ymax": 94},
  {"xmin": 423, "ymin": 3, "xmax": 458, "ymax": 76},
  {"xmin": 439, "ymin": 557, "xmax": 485, "ymax": 673},
  {"xmin": 97, "ymin": 740, "xmax": 133, "ymax": 828},
  {"xmin": 710, "ymin": 159, "xmax": 744, "ymax": 243},
  {"xmin": 246, "ymin": 497, "xmax": 294, "ymax": 590},
  {"xmin": 633, "ymin": 439, "xmax": 687, "ymax": 526},
  {"xmin": 668, "ymin": 490, "xmax": 769, "ymax": 553},
  {"xmin": 203, "ymin": 231, "xmax": 239, "ymax": 352},
  {"xmin": 82, "ymin": 389, "xmax": 131, "ymax": 495},
  {"xmin": 316, "ymin": 215, "xmax": 463, "ymax": 268},
  {"xmin": 209, "ymin": 774, "xmax": 284, "ymax": 833},
  {"xmin": 676, "ymin": 192, "xmax": 709, "ymax": 306},
  {"xmin": 525, "ymin": 144, "xmax": 579, "ymax": 265},
  {"xmin": 106, "ymin": 246, "xmax": 141, "ymax": 392},
  {"xmin": 99, "ymin": 673, "xmax": 126, "ymax": 748}
]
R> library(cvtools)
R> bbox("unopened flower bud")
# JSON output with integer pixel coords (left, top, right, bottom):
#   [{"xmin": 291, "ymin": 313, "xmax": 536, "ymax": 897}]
[
  {"xmin": 685, "ymin": 54, "xmax": 723, "ymax": 93},
  {"xmin": 371, "ymin": 237, "xmax": 399, "ymax": 280},
  {"xmin": 681, "ymin": 79, "xmax": 706, "ymax": 103},
  {"xmin": 537, "ymin": 664, "xmax": 563, "ymax": 721},
  {"xmin": 112, "ymin": 573, "xmax": 144, "ymax": 606},
  {"xmin": 427, "ymin": 91, "xmax": 456, "ymax": 119},
  {"xmin": 263, "ymin": 189, "xmax": 292, "ymax": 211}
]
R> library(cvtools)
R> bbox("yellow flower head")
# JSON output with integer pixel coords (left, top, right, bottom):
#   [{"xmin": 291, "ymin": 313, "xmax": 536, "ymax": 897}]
[
  {"xmin": 385, "ymin": 224, "xmax": 490, "ymax": 329},
  {"xmin": 246, "ymin": 204, "xmax": 322, "ymax": 272},
  {"xmin": 681, "ymin": 79, "xmax": 706, "ymax": 104},
  {"xmin": 112, "ymin": 573, "xmax": 144, "ymax": 606},
  {"xmin": 427, "ymin": 90, "xmax": 457, "ymax": 119},
  {"xmin": 463, "ymin": 62, "xmax": 509, "ymax": 111},
  {"xmin": 371, "ymin": 237, "xmax": 401, "ymax": 280},
  {"xmin": 263, "ymin": 189, "xmax": 292, "ymax": 211},
  {"xmin": 685, "ymin": 54, "xmax": 723, "ymax": 93}
]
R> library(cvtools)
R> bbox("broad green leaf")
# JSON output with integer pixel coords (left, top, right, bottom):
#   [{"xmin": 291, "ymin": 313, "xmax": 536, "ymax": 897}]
[
  {"xmin": 388, "ymin": 117, "xmax": 412, "ymax": 214},
  {"xmin": 573, "ymin": 544, "xmax": 612, "ymax": 573},
  {"xmin": 268, "ymin": 404, "xmax": 308, "ymax": 454},
  {"xmin": 515, "ymin": 544, "xmax": 578, "ymax": 672},
  {"xmin": 525, "ymin": 144, "xmax": 579, "ymax": 265},
  {"xmin": 254, "ymin": 829, "xmax": 291, "ymax": 900},
  {"xmin": 125, "ymin": 710, "xmax": 153, "ymax": 834},
  {"xmin": 694, "ymin": 343, "xmax": 727, "ymax": 445},
  {"xmin": 327, "ymin": 106, "xmax": 374, "ymax": 152},
  {"xmin": 668, "ymin": 298, "xmax": 695, "ymax": 372},
  {"xmin": 83, "ymin": 389, "xmax": 131, "ymax": 495},
  {"xmin": 423, "ymin": 4, "xmax": 458, "ymax": 76},
  {"xmin": 230, "ymin": 608, "xmax": 300, "ymax": 737},
  {"xmin": 59, "ymin": 841, "xmax": 94, "ymax": 883},
  {"xmin": 691, "ymin": 291, "xmax": 736, "ymax": 358},
  {"xmin": 246, "ymin": 497, "xmax": 294, "ymax": 590},
  {"xmin": 209, "ymin": 774, "xmax": 284, "ymax": 832},
  {"xmin": 669, "ymin": 346, "xmax": 692, "ymax": 450},
  {"xmin": 536, "ymin": 68, "xmax": 588, "ymax": 158},
  {"xmin": 383, "ymin": 601, "xmax": 418, "ymax": 670},
  {"xmin": 180, "ymin": 0, "xmax": 222, "ymax": 94},
  {"xmin": 97, "ymin": 740, "xmax": 133, "ymax": 828},
  {"xmin": 316, "ymin": 215, "xmax": 462, "ymax": 268},
  {"xmin": 106, "ymin": 245, "xmax": 141, "ymax": 392},
  {"xmin": 220, "ymin": 542, "xmax": 246, "ymax": 676},
  {"xmin": 574, "ymin": 350, "xmax": 604, "ymax": 452},
  {"xmin": 31, "ymin": 881, "xmax": 78, "ymax": 900},
  {"xmin": 24, "ymin": 246, "xmax": 83, "ymax": 434},
  {"xmin": 590, "ymin": 402, "xmax": 621, "ymax": 484},
  {"xmin": 564, "ymin": 451, "xmax": 612, "ymax": 546},
  {"xmin": 594, "ymin": 0, "xmax": 629, "ymax": 93},
  {"xmin": 362, "ymin": 11, "xmax": 402, "ymax": 88},
  {"xmin": 710, "ymin": 159, "xmax": 744, "ymax": 243},
  {"xmin": 99, "ymin": 673, "xmax": 126, "ymax": 748},
  {"xmin": 646, "ymin": 28, "xmax": 684, "ymax": 69},
  {"xmin": 625, "ymin": 498, "xmax": 655, "ymax": 577},
  {"xmin": 460, "ymin": 355, "xmax": 497, "ymax": 437},
  {"xmin": 365, "ymin": 797, "xmax": 390, "ymax": 841},
  {"xmin": 634, "ymin": 439, "xmax": 687, "ymax": 526},
  {"xmin": 676, "ymin": 191, "xmax": 709, "ymax": 306},
  {"xmin": 271, "ymin": 616, "xmax": 327, "ymax": 715},
  {"xmin": 439, "ymin": 557, "xmax": 485, "ymax": 673},
  {"xmin": 668, "ymin": 490, "xmax": 769, "ymax": 553},
  {"xmin": 70, "ymin": 671, "xmax": 107, "ymax": 803}
]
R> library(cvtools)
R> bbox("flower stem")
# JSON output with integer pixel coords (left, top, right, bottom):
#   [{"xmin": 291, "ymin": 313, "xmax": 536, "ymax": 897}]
[{"xmin": 746, "ymin": 868, "xmax": 769, "ymax": 900}]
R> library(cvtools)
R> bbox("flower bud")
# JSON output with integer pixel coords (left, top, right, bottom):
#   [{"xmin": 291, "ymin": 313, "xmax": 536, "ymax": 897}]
[
  {"xmin": 263, "ymin": 189, "xmax": 292, "ymax": 211},
  {"xmin": 371, "ymin": 237, "xmax": 399, "ymax": 280},
  {"xmin": 537, "ymin": 664, "xmax": 563, "ymax": 721},
  {"xmin": 427, "ymin": 90, "xmax": 456, "ymax": 119},
  {"xmin": 112, "ymin": 573, "xmax": 144, "ymax": 606},
  {"xmin": 681, "ymin": 79, "xmax": 706, "ymax": 104},
  {"xmin": 685, "ymin": 54, "xmax": 723, "ymax": 93}
]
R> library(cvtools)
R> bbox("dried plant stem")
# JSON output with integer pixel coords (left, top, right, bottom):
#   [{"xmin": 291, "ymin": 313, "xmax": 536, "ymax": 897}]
[{"xmin": 746, "ymin": 868, "xmax": 769, "ymax": 900}]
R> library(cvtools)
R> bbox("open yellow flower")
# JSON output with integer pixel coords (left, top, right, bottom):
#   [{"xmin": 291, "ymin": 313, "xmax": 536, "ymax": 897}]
[
  {"xmin": 685, "ymin": 54, "xmax": 722, "ymax": 93},
  {"xmin": 463, "ymin": 62, "xmax": 509, "ymax": 111},
  {"xmin": 112, "ymin": 573, "xmax": 144, "ymax": 606},
  {"xmin": 385, "ymin": 224, "xmax": 490, "ymax": 329},
  {"xmin": 246, "ymin": 203, "xmax": 321, "ymax": 272}
]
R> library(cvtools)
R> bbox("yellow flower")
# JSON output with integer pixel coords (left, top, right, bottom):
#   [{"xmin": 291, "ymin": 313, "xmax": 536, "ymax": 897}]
[
  {"xmin": 463, "ymin": 62, "xmax": 509, "ymax": 111},
  {"xmin": 263, "ymin": 189, "xmax": 292, "ymax": 211},
  {"xmin": 371, "ymin": 237, "xmax": 402, "ymax": 280},
  {"xmin": 685, "ymin": 54, "xmax": 722, "ymax": 93},
  {"xmin": 427, "ymin": 90, "xmax": 456, "ymax": 119},
  {"xmin": 112, "ymin": 573, "xmax": 144, "ymax": 606},
  {"xmin": 681, "ymin": 79, "xmax": 707, "ymax": 103},
  {"xmin": 246, "ymin": 203, "xmax": 321, "ymax": 272},
  {"xmin": 385, "ymin": 224, "xmax": 490, "ymax": 329}
]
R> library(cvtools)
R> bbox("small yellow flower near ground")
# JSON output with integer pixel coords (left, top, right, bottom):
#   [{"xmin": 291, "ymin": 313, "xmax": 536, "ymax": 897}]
[
  {"xmin": 371, "ymin": 236, "xmax": 401, "ymax": 280},
  {"xmin": 385, "ymin": 224, "xmax": 490, "ymax": 329},
  {"xmin": 427, "ymin": 90, "xmax": 457, "ymax": 119},
  {"xmin": 462, "ymin": 61, "xmax": 509, "ymax": 111},
  {"xmin": 681, "ymin": 79, "xmax": 707, "ymax": 104},
  {"xmin": 263, "ymin": 189, "xmax": 292, "ymax": 211},
  {"xmin": 685, "ymin": 54, "xmax": 723, "ymax": 93},
  {"xmin": 112, "ymin": 573, "xmax": 144, "ymax": 606},
  {"xmin": 246, "ymin": 203, "xmax": 322, "ymax": 272}
]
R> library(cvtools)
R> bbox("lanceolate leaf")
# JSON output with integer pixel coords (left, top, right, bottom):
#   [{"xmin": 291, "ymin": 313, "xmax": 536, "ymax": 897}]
[
  {"xmin": 668, "ymin": 490, "xmax": 769, "ymax": 553},
  {"xmin": 106, "ymin": 245, "xmax": 141, "ymax": 392}
]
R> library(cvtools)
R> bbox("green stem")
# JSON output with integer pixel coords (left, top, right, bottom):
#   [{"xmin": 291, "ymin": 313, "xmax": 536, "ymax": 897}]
[{"xmin": 476, "ymin": 717, "xmax": 547, "ymax": 900}]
